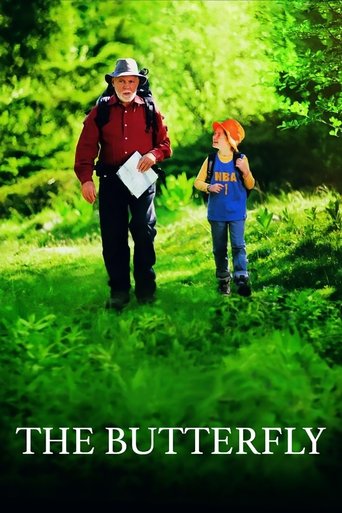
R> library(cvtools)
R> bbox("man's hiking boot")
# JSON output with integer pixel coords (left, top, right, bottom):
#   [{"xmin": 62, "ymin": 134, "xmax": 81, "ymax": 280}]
[
  {"xmin": 136, "ymin": 289, "xmax": 156, "ymax": 305},
  {"xmin": 218, "ymin": 277, "xmax": 231, "ymax": 296},
  {"xmin": 137, "ymin": 293, "xmax": 156, "ymax": 305},
  {"xmin": 234, "ymin": 275, "xmax": 251, "ymax": 297},
  {"xmin": 105, "ymin": 291, "xmax": 130, "ymax": 311}
]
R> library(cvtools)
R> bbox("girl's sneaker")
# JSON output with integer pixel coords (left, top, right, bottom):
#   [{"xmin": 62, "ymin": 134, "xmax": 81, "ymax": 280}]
[
  {"xmin": 234, "ymin": 275, "xmax": 251, "ymax": 297},
  {"xmin": 218, "ymin": 277, "xmax": 231, "ymax": 296}
]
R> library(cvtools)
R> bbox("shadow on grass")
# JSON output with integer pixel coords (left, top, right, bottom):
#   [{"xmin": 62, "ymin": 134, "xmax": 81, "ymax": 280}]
[{"xmin": 249, "ymin": 237, "xmax": 341, "ymax": 299}]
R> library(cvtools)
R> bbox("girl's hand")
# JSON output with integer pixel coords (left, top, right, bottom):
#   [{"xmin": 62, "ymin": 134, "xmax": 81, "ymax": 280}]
[
  {"xmin": 208, "ymin": 183, "xmax": 224, "ymax": 193},
  {"xmin": 235, "ymin": 155, "xmax": 251, "ymax": 177}
]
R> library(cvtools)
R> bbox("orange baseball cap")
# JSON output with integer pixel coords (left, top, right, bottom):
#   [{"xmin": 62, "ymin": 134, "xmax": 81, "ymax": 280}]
[{"xmin": 212, "ymin": 119, "xmax": 245, "ymax": 151}]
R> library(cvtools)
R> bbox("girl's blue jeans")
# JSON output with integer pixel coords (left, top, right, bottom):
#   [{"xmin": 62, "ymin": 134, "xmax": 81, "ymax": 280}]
[{"xmin": 209, "ymin": 220, "xmax": 248, "ymax": 280}]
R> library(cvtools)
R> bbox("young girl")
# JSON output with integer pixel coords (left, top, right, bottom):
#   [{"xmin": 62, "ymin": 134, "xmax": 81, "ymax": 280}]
[{"xmin": 194, "ymin": 118, "xmax": 255, "ymax": 296}]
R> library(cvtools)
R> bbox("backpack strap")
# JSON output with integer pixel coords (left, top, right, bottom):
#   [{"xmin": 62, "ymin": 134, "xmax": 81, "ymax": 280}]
[
  {"xmin": 205, "ymin": 152, "xmax": 217, "ymax": 184},
  {"xmin": 143, "ymin": 96, "xmax": 157, "ymax": 141},
  {"xmin": 94, "ymin": 96, "xmax": 111, "ymax": 128},
  {"xmin": 142, "ymin": 96, "xmax": 158, "ymax": 149},
  {"xmin": 233, "ymin": 150, "xmax": 252, "ymax": 197}
]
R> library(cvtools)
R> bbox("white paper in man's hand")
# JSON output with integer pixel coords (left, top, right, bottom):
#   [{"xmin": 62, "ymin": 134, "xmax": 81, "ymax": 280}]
[{"xmin": 116, "ymin": 151, "xmax": 158, "ymax": 198}]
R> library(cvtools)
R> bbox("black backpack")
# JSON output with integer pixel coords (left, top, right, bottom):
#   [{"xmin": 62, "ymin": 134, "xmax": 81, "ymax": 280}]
[
  {"xmin": 94, "ymin": 67, "xmax": 157, "ymax": 141},
  {"xmin": 204, "ymin": 150, "xmax": 251, "ymax": 199}
]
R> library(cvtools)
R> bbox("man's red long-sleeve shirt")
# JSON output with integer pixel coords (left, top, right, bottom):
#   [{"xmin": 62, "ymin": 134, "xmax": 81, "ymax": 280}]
[{"xmin": 74, "ymin": 95, "xmax": 172, "ymax": 184}]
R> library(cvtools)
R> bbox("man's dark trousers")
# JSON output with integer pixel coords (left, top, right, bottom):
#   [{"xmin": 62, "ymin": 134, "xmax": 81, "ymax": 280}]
[{"xmin": 99, "ymin": 175, "xmax": 157, "ymax": 299}]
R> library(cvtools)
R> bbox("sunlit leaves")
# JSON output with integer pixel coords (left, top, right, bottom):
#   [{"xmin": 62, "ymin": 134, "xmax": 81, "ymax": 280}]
[{"xmin": 261, "ymin": 0, "xmax": 342, "ymax": 135}]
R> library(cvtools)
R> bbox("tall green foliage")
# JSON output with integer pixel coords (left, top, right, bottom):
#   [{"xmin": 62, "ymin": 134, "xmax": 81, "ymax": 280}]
[
  {"xmin": 0, "ymin": 0, "xmax": 60, "ymax": 180},
  {"xmin": 0, "ymin": 0, "xmax": 60, "ymax": 75},
  {"xmin": 258, "ymin": 0, "xmax": 341, "ymax": 135},
  {"xmin": 118, "ymin": 0, "xmax": 279, "ymax": 145},
  {"xmin": 0, "ymin": 0, "xmax": 279, "ymax": 184},
  {"xmin": 0, "ymin": 0, "xmax": 126, "ymax": 182}
]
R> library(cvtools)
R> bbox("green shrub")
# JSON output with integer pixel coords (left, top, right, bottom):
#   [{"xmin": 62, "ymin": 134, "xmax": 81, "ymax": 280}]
[
  {"xmin": 0, "ymin": 170, "xmax": 77, "ymax": 218},
  {"xmin": 156, "ymin": 172, "xmax": 194, "ymax": 211}
]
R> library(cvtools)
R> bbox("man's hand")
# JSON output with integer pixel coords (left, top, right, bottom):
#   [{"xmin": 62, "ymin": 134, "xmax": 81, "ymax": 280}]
[
  {"xmin": 81, "ymin": 181, "xmax": 97, "ymax": 204},
  {"xmin": 137, "ymin": 152, "xmax": 156, "ymax": 172}
]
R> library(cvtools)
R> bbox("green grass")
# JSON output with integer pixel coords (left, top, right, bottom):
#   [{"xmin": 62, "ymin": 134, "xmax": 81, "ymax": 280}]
[{"xmin": 0, "ymin": 186, "xmax": 341, "ymax": 506}]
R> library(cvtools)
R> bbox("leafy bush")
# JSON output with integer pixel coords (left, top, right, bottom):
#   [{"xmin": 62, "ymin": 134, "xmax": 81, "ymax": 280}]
[
  {"xmin": 0, "ymin": 170, "xmax": 77, "ymax": 218},
  {"xmin": 325, "ymin": 198, "xmax": 342, "ymax": 231},
  {"xmin": 156, "ymin": 172, "xmax": 194, "ymax": 211},
  {"xmin": 256, "ymin": 206, "xmax": 273, "ymax": 233}
]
